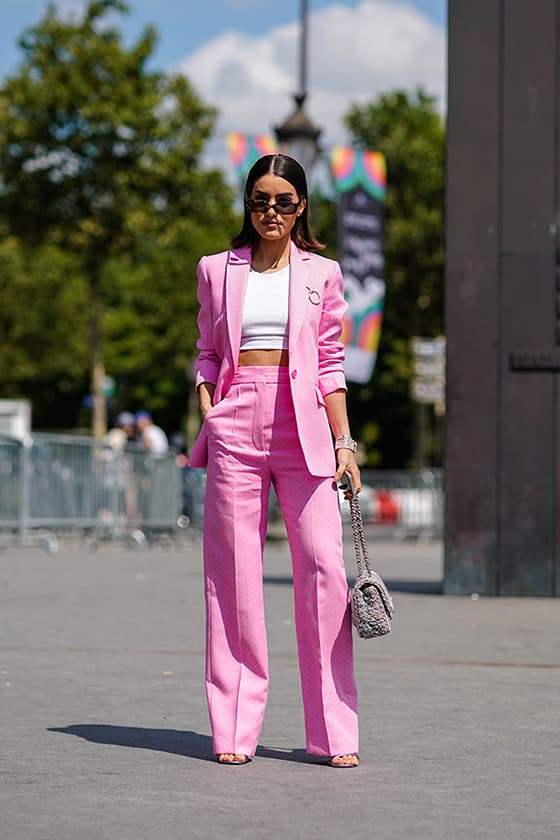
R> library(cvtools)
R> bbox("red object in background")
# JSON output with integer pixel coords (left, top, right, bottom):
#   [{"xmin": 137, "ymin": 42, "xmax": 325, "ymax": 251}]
[{"xmin": 375, "ymin": 490, "xmax": 399, "ymax": 523}]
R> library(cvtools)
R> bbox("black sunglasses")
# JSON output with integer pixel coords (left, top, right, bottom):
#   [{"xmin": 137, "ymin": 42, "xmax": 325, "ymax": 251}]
[{"xmin": 246, "ymin": 197, "xmax": 300, "ymax": 215}]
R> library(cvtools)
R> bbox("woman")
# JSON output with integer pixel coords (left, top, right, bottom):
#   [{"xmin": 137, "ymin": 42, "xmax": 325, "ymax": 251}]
[{"xmin": 189, "ymin": 154, "xmax": 361, "ymax": 767}]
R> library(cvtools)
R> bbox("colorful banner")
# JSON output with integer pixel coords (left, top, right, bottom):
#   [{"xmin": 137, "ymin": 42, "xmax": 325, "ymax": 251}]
[
  {"xmin": 331, "ymin": 147, "xmax": 387, "ymax": 384},
  {"xmin": 331, "ymin": 147, "xmax": 387, "ymax": 202},
  {"xmin": 226, "ymin": 133, "xmax": 278, "ymax": 184}
]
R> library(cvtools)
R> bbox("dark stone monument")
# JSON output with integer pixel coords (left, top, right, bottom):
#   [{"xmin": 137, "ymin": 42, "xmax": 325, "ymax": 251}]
[{"xmin": 445, "ymin": 0, "xmax": 560, "ymax": 595}]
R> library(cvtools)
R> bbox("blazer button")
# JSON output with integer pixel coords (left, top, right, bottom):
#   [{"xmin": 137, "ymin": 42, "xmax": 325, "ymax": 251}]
[{"xmin": 291, "ymin": 370, "xmax": 297, "ymax": 379}]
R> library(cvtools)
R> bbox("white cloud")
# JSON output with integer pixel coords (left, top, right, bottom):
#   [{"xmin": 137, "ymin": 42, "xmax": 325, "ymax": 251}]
[{"xmin": 177, "ymin": 0, "xmax": 446, "ymax": 163}]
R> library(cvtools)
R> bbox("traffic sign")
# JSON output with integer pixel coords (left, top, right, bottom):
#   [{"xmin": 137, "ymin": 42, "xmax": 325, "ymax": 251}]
[{"xmin": 411, "ymin": 379, "xmax": 445, "ymax": 404}]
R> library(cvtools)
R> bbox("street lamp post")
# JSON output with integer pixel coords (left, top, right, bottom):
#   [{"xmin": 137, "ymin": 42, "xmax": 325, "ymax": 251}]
[{"xmin": 275, "ymin": 0, "xmax": 322, "ymax": 172}]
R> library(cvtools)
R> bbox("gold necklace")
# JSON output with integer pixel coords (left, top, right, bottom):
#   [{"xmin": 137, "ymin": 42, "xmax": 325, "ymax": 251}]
[{"xmin": 252, "ymin": 255, "xmax": 288, "ymax": 273}]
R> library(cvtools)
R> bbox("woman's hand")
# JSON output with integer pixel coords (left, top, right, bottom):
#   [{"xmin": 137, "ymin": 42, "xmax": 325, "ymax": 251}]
[
  {"xmin": 323, "ymin": 389, "xmax": 361, "ymax": 492},
  {"xmin": 198, "ymin": 382, "xmax": 216, "ymax": 420},
  {"xmin": 334, "ymin": 450, "xmax": 361, "ymax": 492}
]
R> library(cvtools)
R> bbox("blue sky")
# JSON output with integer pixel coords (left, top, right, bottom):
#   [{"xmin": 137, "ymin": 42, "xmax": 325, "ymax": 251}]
[
  {"xmin": 1, "ymin": 1, "xmax": 446, "ymax": 77},
  {"xmin": 1, "ymin": 1, "xmax": 447, "ymax": 167}
]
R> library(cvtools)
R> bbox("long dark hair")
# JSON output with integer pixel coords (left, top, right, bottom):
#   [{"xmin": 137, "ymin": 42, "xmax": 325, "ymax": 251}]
[{"xmin": 230, "ymin": 153, "xmax": 324, "ymax": 251}]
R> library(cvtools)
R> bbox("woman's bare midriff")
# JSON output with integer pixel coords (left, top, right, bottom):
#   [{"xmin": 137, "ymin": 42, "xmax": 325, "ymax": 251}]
[{"xmin": 238, "ymin": 349, "xmax": 289, "ymax": 367}]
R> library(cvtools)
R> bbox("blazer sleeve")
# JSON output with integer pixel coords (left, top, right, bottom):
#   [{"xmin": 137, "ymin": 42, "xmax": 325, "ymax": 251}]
[
  {"xmin": 317, "ymin": 260, "xmax": 348, "ymax": 397},
  {"xmin": 194, "ymin": 256, "xmax": 221, "ymax": 391}
]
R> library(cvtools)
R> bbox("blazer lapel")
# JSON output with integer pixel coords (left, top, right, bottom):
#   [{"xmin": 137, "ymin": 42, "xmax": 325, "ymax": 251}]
[
  {"xmin": 225, "ymin": 246, "xmax": 251, "ymax": 364},
  {"xmin": 288, "ymin": 241, "xmax": 312, "ymax": 353}
]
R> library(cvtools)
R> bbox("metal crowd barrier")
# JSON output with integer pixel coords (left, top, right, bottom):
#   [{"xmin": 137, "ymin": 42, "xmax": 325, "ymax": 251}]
[
  {"xmin": 359, "ymin": 468, "xmax": 443, "ymax": 540},
  {"xmin": 0, "ymin": 433, "xmax": 183, "ymax": 553},
  {"xmin": 0, "ymin": 433, "xmax": 443, "ymax": 551},
  {"xmin": 267, "ymin": 468, "xmax": 443, "ymax": 542}
]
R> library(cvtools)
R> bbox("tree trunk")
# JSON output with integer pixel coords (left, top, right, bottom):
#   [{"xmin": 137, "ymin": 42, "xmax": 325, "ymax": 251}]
[{"xmin": 89, "ymin": 261, "xmax": 106, "ymax": 439}]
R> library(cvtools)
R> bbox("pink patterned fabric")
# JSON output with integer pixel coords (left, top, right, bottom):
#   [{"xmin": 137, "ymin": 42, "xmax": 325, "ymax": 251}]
[
  {"xmin": 203, "ymin": 367, "xmax": 359, "ymax": 757},
  {"xmin": 190, "ymin": 243, "xmax": 348, "ymax": 476}
]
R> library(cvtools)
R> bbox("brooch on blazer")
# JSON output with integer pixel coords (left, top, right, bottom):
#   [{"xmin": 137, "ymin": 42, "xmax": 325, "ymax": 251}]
[{"xmin": 306, "ymin": 286, "xmax": 321, "ymax": 305}]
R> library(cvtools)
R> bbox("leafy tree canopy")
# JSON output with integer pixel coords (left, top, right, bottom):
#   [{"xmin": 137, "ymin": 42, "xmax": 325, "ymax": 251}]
[
  {"xmin": 0, "ymin": 0, "xmax": 236, "ymax": 434},
  {"xmin": 0, "ymin": 236, "xmax": 89, "ymax": 427},
  {"xmin": 0, "ymin": 0, "xmax": 224, "ymax": 248}
]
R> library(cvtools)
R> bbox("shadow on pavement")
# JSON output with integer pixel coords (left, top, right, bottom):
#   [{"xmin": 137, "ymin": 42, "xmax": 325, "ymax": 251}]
[
  {"xmin": 264, "ymin": 574, "xmax": 443, "ymax": 595},
  {"xmin": 263, "ymin": 575, "xmax": 294, "ymax": 585},
  {"xmin": 255, "ymin": 746, "xmax": 309, "ymax": 762},
  {"xmin": 384, "ymin": 579, "xmax": 443, "ymax": 595},
  {"xmin": 47, "ymin": 725, "xmax": 312, "ymax": 764},
  {"xmin": 48, "ymin": 725, "xmax": 215, "ymax": 762}
]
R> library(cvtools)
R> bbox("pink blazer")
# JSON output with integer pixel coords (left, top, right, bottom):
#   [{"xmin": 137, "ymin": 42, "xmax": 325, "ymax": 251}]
[{"xmin": 189, "ymin": 241, "xmax": 348, "ymax": 476}]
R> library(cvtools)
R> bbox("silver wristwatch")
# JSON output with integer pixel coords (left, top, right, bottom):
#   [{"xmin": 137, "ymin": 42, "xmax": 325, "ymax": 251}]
[{"xmin": 334, "ymin": 434, "xmax": 357, "ymax": 453}]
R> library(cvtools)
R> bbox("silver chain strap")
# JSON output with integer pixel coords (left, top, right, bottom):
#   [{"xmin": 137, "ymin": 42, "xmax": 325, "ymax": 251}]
[{"xmin": 348, "ymin": 493, "xmax": 373, "ymax": 578}]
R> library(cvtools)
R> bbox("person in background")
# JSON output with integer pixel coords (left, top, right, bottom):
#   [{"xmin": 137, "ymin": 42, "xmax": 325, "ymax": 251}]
[
  {"xmin": 135, "ymin": 411, "xmax": 169, "ymax": 456},
  {"xmin": 102, "ymin": 411, "xmax": 138, "ymax": 520},
  {"xmin": 170, "ymin": 432, "xmax": 204, "ymax": 528},
  {"xmin": 104, "ymin": 411, "xmax": 136, "ymax": 452}
]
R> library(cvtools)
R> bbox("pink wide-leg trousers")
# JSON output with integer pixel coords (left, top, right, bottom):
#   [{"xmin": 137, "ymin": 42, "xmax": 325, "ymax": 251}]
[{"xmin": 203, "ymin": 366, "xmax": 358, "ymax": 757}]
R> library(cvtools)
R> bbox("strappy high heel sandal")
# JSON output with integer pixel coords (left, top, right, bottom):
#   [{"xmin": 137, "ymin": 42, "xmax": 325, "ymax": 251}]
[
  {"xmin": 216, "ymin": 754, "xmax": 252, "ymax": 765},
  {"xmin": 328, "ymin": 753, "xmax": 359, "ymax": 768}
]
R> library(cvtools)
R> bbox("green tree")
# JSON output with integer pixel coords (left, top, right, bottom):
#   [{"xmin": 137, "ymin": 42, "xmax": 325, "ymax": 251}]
[
  {"xmin": 0, "ymin": 0, "xmax": 235, "ymax": 436},
  {"xmin": 101, "ymin": 218, "xmax": 235, "ymax": 435},
  {"xmin": 309, "ymin": 190, "xmax": 337, "ymax": 257},
  {"xmin": 344, "ymin": 89, "xmax": 445, "ymax": 466},
  {"xmin": 0, "ymin": 237, "xmax": 89, "ymax": 428}
]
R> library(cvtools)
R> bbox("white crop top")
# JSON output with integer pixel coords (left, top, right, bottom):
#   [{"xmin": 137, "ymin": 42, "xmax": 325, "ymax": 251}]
[{"xmin": 240, "ymin": 266, "xmax": 290, "ymax": 350}]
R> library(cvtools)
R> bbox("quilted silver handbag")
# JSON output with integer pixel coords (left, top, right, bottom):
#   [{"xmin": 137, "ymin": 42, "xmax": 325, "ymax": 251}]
[{"xmin": 340, "ymin": 474, "xmax": 394, "ymax": 638}]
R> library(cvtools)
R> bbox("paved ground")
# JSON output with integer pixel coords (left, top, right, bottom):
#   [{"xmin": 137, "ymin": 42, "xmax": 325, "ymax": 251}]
[{"xmin": 1, "ymin": 529, "xmax": 559, "ymax": 840}]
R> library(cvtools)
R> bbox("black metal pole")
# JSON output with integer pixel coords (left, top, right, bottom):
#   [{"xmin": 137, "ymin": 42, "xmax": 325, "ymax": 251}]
[
  {"xmin": 275, "ymin": 0, "xmax": 321, "ymax": 171},
  {"xmin": 299, "ymin": 0, "xmax": 308, "ymax": 99},
  {"xmin": 445, "ymin": 0, "xmax": 560, "ymax": 596}
]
